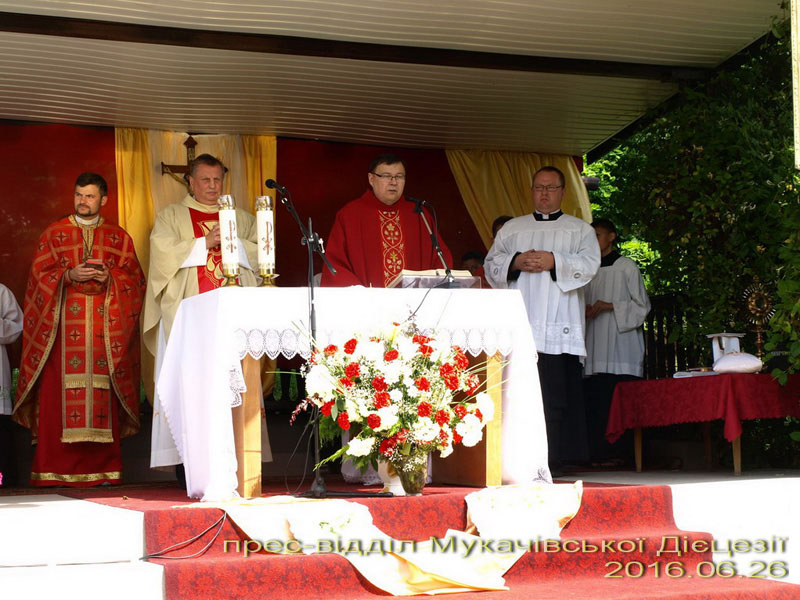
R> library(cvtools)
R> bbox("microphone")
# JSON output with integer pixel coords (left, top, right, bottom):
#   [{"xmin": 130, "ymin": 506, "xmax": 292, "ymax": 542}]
[
  {"xmin": 265, "ymin": 179, "xmax": 288, "ymax": 194},
  {"xmin": 406, "ymin": 196, "xmax": 428, "ymax": 214}
]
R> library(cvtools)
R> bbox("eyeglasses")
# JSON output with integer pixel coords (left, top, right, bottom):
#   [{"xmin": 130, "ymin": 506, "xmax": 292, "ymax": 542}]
[
  {"xmin": 533, "ymin": 184, "xmax": 563, "ymax": 192},
  {"xmin": 371, "ymin": 173, "xmax": 406, "ymax": 181}
]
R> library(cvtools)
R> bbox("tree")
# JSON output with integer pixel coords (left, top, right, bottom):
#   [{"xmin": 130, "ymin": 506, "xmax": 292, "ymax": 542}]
[{"xmin": 587, "ymin": 20, "xmax": 800, "ymax": 377}]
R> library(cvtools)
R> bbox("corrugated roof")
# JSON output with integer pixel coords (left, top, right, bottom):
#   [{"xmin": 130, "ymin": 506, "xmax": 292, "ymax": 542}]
[{"xmin": 0, "ymin": 1, "xmax": 781, "ymax": 154}]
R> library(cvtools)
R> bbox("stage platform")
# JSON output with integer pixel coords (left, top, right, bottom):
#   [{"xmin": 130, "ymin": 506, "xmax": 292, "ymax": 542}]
[{"xmin": 1, "ymin": 471, "xmax": 798, "ymax": 599}]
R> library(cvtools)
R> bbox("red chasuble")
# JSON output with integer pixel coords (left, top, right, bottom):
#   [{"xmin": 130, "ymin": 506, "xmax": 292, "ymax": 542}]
[
  {"xmin": 322, "ymin": 190, "xmax": 453, "ymax": 287},
  {"xmin": 13, "ymin": 216, "xmax": 145, "ymax": 486}
]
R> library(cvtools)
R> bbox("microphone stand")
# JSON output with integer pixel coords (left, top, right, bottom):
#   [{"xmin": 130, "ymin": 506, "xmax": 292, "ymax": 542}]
[
  {"xmin": 409, "ymin": 197, "xmax": 457, "ymax": 289},
  {"xmin": 272, "ymin": 182, "xmax": 391, "ymax": 498}
]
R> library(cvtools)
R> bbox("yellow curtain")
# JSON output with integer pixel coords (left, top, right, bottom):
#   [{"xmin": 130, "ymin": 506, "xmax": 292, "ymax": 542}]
[
  {"xmin": 242, "ymin": 135, "xmax": 278, "ymax": 212},
  {"xmin": 115, "ymin": 128, "xmax": 276, "ymax": 403},
  {"xmin": 115, "ymin": 128, "xmax": 155, "ymax": 275},
  {"xmin": 446, "ymin": 150, "xmax": 592, "ymax": 250}
]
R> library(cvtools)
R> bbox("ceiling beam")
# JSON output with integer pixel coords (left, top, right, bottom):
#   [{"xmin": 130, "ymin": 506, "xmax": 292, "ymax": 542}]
[{"xmin": 0, "ymin": 11, "xmax": 709, "ymax": 83}]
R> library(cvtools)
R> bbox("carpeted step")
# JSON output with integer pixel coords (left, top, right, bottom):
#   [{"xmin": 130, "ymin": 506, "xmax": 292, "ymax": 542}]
[{"xmin": 145, "ymin": 484, "xmax": 790, "ymax": 599}]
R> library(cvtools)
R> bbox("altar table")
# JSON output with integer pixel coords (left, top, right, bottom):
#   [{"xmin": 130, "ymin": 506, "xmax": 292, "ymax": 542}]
[
  {"xmin": 156, "ymin": 287, "xmax": 549, "ymax": 500},
  {"xmin": 606, "ymin": 373, "xmax": 800, "ymax": 475}
]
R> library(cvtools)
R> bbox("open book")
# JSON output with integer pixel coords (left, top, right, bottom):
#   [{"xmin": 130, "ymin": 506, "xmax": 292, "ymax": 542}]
[{"xmin": 387, "ymin": 269, "xmax": 481, "ymax": 289}]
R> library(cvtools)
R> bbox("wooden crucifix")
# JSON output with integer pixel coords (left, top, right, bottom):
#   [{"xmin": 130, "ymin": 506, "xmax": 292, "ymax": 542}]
[{"xmin": 161, "ymin": 135, "xmax": 198, "ymax": 191}]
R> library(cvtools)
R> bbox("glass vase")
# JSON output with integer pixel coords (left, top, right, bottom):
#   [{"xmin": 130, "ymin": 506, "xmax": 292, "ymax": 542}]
[{"xmin": 393, "ymin": 450, "xmax": 428, "ymax": 496}]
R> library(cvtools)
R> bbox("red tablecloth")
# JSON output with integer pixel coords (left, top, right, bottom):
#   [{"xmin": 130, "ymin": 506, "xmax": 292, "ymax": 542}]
[{"xmin": 606, "ymin": 373, "xmax": 800, "ymax": 444}]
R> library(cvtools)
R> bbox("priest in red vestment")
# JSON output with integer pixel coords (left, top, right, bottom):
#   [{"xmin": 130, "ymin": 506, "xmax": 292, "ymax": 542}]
[
  {"xmin": 13, "ymin": 173, "xmax": 145, "ymax": 487},
  {"xmin": 322, "ymin": 154, "xmax": 453, "ymax": 287}
]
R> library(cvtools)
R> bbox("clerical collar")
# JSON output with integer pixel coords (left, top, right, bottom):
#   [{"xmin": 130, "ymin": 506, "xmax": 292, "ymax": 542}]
[
  {"xmin": 601, "ymin": 250, "xmax": 621, "ymax": 267},
  {"xmin": 75, "ymin": 214, "xmax": 100, "ymax": 226},
  {"xmin": 533, "ymin": 210, "xmax": 563, "ymax": 221}
]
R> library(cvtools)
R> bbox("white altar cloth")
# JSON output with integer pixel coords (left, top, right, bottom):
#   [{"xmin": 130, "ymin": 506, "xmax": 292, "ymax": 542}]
[{"xmin": 156, "ymin": 287, "xmax": 550, "ymax": 499}]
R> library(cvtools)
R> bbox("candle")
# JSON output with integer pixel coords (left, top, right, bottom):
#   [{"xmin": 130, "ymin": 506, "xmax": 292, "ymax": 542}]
[
  {"xmin": 217, "ymin": 195, "xmax": 239, "ymax": 272},
  {"xmin": 256, "ymin": 195, "xmax": 275, "ymax": 270}
]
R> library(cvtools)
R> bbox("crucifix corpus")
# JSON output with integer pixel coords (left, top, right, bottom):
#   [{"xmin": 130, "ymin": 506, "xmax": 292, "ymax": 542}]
[{"xmin": 161, "ymin": 135, "xmax": 198, "ymax": 190}]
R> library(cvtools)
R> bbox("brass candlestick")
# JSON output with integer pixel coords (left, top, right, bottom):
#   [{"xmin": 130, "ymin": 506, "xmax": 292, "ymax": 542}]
[
  {"xmin": 259, "ymin": 265, "xmax": 279, "ymax": 287},
  {"xmin": 221, "ymin": 264, "xmax": 240, "ymax": 287}
]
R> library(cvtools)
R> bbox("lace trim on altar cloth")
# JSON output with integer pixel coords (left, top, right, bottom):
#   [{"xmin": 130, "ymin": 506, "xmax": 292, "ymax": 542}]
[
  {"xmin": 233, "ymin": 327, "xmax": 519, "ymax": 360},
  {"xmin": 228, "ymin": 367, "xmax": 246, "ymax": 408}
]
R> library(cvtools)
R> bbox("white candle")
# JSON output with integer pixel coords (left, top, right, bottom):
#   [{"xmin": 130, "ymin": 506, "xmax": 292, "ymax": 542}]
[
  {"xmin": 217, "ymin": 195, "xmax": 239, "ymax": 271},
  {"xmin": 256, "ymin": 195, "xmax": 275, "ymax": 270}
]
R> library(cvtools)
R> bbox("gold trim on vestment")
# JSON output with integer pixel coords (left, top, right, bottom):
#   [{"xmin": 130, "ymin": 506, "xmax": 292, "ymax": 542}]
[
  {"xmin": 64, "ymin": 374, "xmax": 111, "ymax": 389},
  {"xmin": 61, "ymin": 427, "xmax": 114, "ymax": 443},
  {"xmin": 31, "ymin": 470, "xmax": 121, "ymax": 482}
]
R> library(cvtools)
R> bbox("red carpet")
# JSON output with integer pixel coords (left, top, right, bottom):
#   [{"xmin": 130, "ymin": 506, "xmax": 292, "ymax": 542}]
[{"xmin": 47, "ymin": 480, "xmax": 798, "ymax": 599}]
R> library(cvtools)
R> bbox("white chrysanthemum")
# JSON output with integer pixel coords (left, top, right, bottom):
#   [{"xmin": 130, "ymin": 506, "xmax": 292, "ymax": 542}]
[
  {"xmin": 456, "ymin": 413, "xmax": 484, "ymax": 447},
  {"xmin": 356, "ymin": 340, "xmax": 384, "ymax": 364},
  {"xmin": 475, "ymin": 392, "xmax": 495, "ymax": 423},
  {"xmin": 429, "ymin": 338, "xmax": 450, "ymax": 363},
  {"xmin": 375, "ymin": 406, "xmax": 399, "ymax": 431},
  {"xmin": 389, "ymin": 388, "xmax": 403, "ymax": 403},
  {"xmin": 383, "ymin": 361, "xmax": 403, "ymax": 385},
  {"xmin": 405, "ymin": 385, "xmax": 420, "ymax": 398},
  {"xmin": 395, "ymin": 335, "xmax": 417, "ymax": 360},
  {"xmin": 347, "ymin": 436, "xmax": 375, "ymax": 457},
  {"xmin": 412, "ymin": 416, "xmax": 439, "ymax": 444},
  {"xmin": 304, "ymin": 364, "xmax": 336, "ymax": 401}
]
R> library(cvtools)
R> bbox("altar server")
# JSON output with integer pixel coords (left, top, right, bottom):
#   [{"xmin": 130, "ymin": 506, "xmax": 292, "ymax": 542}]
[
  {"xmin": 583, "ymin": 218, "xmax": 650, "ymax": 463},
  {"xmin": 14, "ymin": 173, "xmax": 145, "ymax": 486},
  {"xmin": 0, "ymin": 283, "xmax": 23, "ymax": 415},
  {"xmin": 485, "ymin": 166, "xmax": 600, "ymax": 471}
]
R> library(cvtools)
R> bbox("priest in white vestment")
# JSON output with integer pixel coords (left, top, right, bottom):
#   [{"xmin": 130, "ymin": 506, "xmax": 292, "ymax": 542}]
[
  {"xmin": 485, "ymin": 166, "xmax": 600, "ymax": 472},
  {"xmin": 583, "ymin": 218, "xmax": 650, "ymax": 464},
  {"xmin": 142, "ymin": 154, "xmax": 266, "ymax": 471}
]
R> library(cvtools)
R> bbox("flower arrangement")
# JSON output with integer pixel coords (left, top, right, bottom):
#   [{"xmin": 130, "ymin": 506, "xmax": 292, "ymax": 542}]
[{"xmin": 299, "ymin": 322, "xmax": 495, "ymax": 477}]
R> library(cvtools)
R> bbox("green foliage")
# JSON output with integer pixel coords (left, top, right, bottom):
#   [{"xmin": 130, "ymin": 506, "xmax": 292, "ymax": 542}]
[{"xmin": 587, "ymin": 21, "xmax": 800, "ymax": 376}]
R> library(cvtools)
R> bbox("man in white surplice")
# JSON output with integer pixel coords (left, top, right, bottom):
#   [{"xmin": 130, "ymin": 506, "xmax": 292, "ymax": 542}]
[
  {"xmin": 485, "ymin": 166, "xmax": 600, "ymax": 472},
  {"xmin": 583, "ymin": 218, "xmax": 650, "ymax": 464}
]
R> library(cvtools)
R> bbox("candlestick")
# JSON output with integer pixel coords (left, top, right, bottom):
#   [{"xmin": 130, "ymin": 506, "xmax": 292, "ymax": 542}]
[{"xmin": 256, "ymin": 195, "xmax": 279, "ymax": 286}]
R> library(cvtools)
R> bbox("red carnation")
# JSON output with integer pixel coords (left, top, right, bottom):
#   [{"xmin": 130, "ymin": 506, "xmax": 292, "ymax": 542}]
[
  {"xmin": 373, "ymin": 391, "xmax": 391, "ymax": 409},
  {"xmin": 454, "ymin": 350, "xmax": 469, "ymax": 370},
  {"xmin": 417, "ymin": 401, "xmax": 432, "ymax": 417},
  {"xmin": 439, "ymin": 363, "xmax": 455, "ymax": 377},
  {"xmin": 379, "ymin": 438, "xmax": 396, "ymax": 457},
  {"xmin": 418, "ymin": 344, "xmax": 433, "ymax": 357},
  {"xmin": 320, "ymin": 400, "xmax": 335, "ymax": 417},
  {"xmin": 439, "ymin": 429, "xmax": 449, "ymax": 443},
  {"xmin": 337, "ymin": 412, "xmax": 351, "ymax": 430},
  {"xmin": 384, "ymin": 349, "xmax": 399, "ymax": 361},
  {"xmin": 345, "ymin": 362, "xmax": 361, "ymax": 378},
  {"xmin": 323, "ymin": 344, "xmax": 338, "ymax": 356},
  {"xmin": 466, "ymin": 375, "xmax": 481, "ymax": 395},
  {"xmin": 414, "ymin": 376, "xmax": 431, "ymax": 391},
  {"xmin": 395, "ymin": 428, "xmax": 409, "ymax": 443},
  {"xmin": 344, "ymin": 339, "xmax": 358, "ymax": 355},
  {"xmin": 413, "ymin": 334, "xmax": 430, "ymax": 344},
  {"xmin": 367, "ymin": 413, "xmax": 381, "ymax": 429},
  {"xmin": 453, "ymin": 431, "xmax": 463, "ymax": 444},
  {"xmin": 444, "ymin": 375, "xmax": 460, "ymax": 391},
  {"xmin": 372, "ymin": 376, "xmax": 388, "ymax": 391},
  {"xmin": 475, "ymin": 408, "xmax": 484, "ymax": 422},
  {"xmin": 435, "ymin": 409, "xmax": 450, "ymax": 426},
  {"xmin": 454, "ymin": 405, "xmax": 467, "ymax": 419},
  {"xmin": 339, "ymin": 376, "xmax": 354, "ymax": 388}
]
